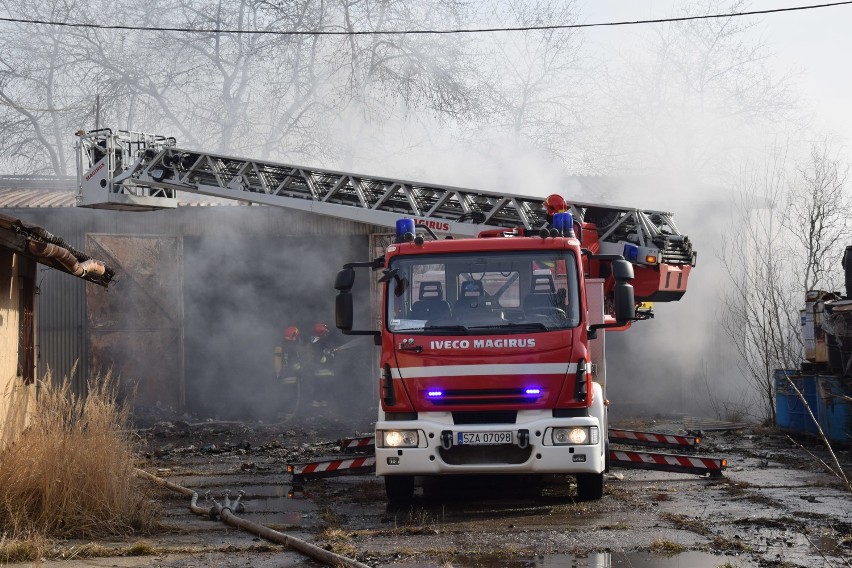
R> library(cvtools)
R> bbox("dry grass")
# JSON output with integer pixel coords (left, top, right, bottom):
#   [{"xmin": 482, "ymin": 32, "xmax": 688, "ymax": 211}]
[
  {"xmin": 0, "ymin": 371, "xmax": 158, "ymax": 539},
  {"xmin": 650, "ymin": 539, "xmax": 688, "ymax": 555},
  {"xmin": 706, "ymin": 535, "xmax": 751, "ymax": 553},
  {"xmin": 318, "ymin": 527, "xmax": 352, "ymax": 544},
  {"xmin": 0, "ymin": 533, "xmax": 45, "ymax": 563},
  {"xmin": 659, "ymin": 512, "xmax": 712, "ymax": 536}
]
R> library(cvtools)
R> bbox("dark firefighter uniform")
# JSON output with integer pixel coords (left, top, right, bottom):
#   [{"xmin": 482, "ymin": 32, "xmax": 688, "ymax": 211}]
[
  {"xmin": 274, "ymin": 326, "xmax": 304, "ymax": 414},
  {"xmin": 307, "ymin": 322, "xmax": 336, "ymax": 409}
]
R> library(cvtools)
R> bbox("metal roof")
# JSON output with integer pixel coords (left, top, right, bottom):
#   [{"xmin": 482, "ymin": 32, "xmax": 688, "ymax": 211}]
[
  {"xmin": 0, "ymin": 188, "xmax": 76, "ymax": 207},
  {"xmin": 0, "ymin": 188, "xmax": 249, "ymax": 208},
  {"xmin": 0, "ymin": 176, "xmax": 245, "ymax": 208}
]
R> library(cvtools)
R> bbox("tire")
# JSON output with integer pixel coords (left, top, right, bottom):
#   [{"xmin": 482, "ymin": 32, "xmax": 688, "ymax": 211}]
[
  {"xmin": 576, "ymin": 473, "xmax": 604, "ymax": 501},
  {"xmin": 384, "ymin": 475, "xmax": 415, "ymax": 503}
]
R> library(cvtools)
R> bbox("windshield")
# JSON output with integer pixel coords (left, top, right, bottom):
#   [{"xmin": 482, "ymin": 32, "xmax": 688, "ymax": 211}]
[{"xmin": 385, "ymin": 250, "xmax": 581, "ymax": 334}]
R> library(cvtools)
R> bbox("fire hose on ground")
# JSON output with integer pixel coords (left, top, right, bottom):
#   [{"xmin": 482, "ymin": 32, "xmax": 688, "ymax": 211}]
[{"xmin": 135, "ymin": 468, "xmax": 371, "ymax": 568}]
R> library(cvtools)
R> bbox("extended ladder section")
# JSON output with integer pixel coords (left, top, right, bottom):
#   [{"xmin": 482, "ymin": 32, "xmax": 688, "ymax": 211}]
[{"xmin": 76, "ymin": 129, "xmax": 695, "ymax": 266}]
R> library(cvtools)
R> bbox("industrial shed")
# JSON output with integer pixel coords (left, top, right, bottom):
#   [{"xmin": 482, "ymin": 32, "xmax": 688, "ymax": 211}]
[{"xmin": 0, "ymin": 176, "xmax": 381, "ymax": 420}]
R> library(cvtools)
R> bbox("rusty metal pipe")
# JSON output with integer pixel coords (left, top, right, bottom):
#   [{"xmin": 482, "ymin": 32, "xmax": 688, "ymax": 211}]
[
  {"xmin": 26, "ymin": 240, "xmax": 108, "ymax": 278},
  {"xmin": 28, "ymin": 240, "xmax": 83, "ymax": 276},
  {"xmin": 135, "ymin": 468, "xmax": 370, "ymax": 568},
  {"xmin": 79, "ymin": 258, "xmax": 107, "ymax": 277}
]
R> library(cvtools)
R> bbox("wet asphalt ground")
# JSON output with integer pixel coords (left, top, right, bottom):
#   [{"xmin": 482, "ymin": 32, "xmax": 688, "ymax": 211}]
[{"xmin": 8, "ymin": 415, "xmax": 851, "ymax": 567}]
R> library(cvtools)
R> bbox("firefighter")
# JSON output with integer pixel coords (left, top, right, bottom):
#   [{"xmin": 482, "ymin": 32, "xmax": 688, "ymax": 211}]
[
  {"xmin": 543, "ymin": 194, "xmax": 567, "ymax": 221},
  {"xmin": 307, "ymin": 322, "xmax": 337, "ymax": 409},
  {"xmin": 275, "ymin": 325, "xmax": 303, "ymax": 415}
]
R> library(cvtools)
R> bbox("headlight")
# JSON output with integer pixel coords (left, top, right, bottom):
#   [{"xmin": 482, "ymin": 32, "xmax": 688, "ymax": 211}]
[
  {"xmin": 567, "ymin": 428, "xmax": 587, "ymax": 444},
  {"xmin": 552, "ymin": 426, "xmax": 599, "ymax": 445},
  {"xmin": 380, "ymin": 430, "xmax": 419, "ymax": 448}
]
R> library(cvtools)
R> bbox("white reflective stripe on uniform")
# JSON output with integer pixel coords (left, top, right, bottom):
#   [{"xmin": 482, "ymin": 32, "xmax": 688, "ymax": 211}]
[{"xmin": 394, "ymin": 362, "xmax": 576, "ymax": 378}]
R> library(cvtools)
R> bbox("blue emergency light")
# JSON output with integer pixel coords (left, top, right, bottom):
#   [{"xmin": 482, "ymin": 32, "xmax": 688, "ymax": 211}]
[
  {"xmin": 427, "ymin": 390, "xmax": 443, "ymax": 398},
  {"xmin": 552, "ymin": 212, "xmax": 574, "ymax": 237},
  {"xmin": 525, "ymin": 388, "xmax": 542, "ymax": 395},
  {"xmin": 395, "ymin": 218, "xmax": 415, "ymax": 242},
  {"xmin": 622, "ymin": 243, "xmax": 639, "ymax": 262}
]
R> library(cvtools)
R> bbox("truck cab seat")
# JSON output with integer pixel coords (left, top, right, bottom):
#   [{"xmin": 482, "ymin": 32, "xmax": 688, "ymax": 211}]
[
  {"xmin": 410, "ymin": 281, "xmax": 451, "ymax": 320},
  {"xmin": 454, "ymin": 280, "xmax": 505, "ymax": 323},
  {"xmin": 454, "ymin": 280, "xmax": 486, "ymax": 312}
]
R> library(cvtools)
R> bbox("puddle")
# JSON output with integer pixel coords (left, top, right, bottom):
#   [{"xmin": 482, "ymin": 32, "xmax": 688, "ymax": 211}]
[
  {"xmin": 760, "ymin": 528, "xmax": 842, "ymax": 556},
  {"xmin": 387, "ymin": 551, "xmax": 757, "ymax": 567},
  {"xmin": 570, "ymin": 551, "xmax": 753, "ymax": 567}
]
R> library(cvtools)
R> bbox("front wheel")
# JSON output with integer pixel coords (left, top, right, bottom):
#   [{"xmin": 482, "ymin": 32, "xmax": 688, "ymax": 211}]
[
  {"xmin": 384, "ymin": 475, "xmax": 415, "ymax": 503},
  {"xmin": 576, "ymin": 472, "xmax": 604, "ymax": 501}
]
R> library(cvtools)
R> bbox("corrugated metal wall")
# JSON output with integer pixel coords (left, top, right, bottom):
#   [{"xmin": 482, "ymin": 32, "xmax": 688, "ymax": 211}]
[{"xmin": 0, "ymin": 204, "xmax": 379, "ymax": 397}]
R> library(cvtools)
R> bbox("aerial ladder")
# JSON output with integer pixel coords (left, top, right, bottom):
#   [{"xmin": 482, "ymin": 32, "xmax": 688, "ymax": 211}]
[{"xmin": 75, "ymin": 129, "xmax": 696, "ymax": 304}]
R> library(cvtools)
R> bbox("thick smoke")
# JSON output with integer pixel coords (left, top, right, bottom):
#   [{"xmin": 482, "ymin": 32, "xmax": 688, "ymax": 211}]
[
  {"xmin": 3, "ymin": 0, "xmax": 848, "ymax": 422},
  {"xmin": 180, "ymin": 208, "xmax": 374, "ymax": 421}
]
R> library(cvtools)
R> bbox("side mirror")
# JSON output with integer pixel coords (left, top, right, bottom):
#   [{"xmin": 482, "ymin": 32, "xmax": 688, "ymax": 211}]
[
  {"xmin": 332, "ymin": 261, "xmax": 381, "ymax": 343},
  {"xmin": 613, "ymin": 281, "xmax": 635, "ymax": 323},
  {"xmin": 612, "ymin": 259, "xmax": 635, "ymax": 322},
  {"xmin": 611, "ymin": 259, "xmax": 634, "ymax": 282},
  {"xmin": 335, "ymin": 291, "xmax": 353, "ymax": 331},
  {"xmin": 588, "ymin": 256, "xmax": 637, "ymax": 338},
  {"xmin": 335, "ymin": 267, "xmax": 355, "ymax": 291}
]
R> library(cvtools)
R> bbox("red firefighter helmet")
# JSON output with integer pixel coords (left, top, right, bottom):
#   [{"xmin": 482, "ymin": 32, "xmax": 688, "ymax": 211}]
[
  {"xmin": 284, "ymin": 325, "xmax": 300, "ymax": 342},
  {"xmin": 544, "ymin": 194, "xmax": 568, "ymax": 216},
  {"xmin": 311, "ymin": 322, "xmax": 330, "ymax": 338}
]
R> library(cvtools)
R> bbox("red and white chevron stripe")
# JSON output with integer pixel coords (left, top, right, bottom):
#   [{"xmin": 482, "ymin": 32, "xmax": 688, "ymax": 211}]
[
  {"xmin": 289, "ymin": 456, "xmax": 376, "ymax": 478},
  {"xmin": 609, "ymin": 428, "xmax": 699, "ymax": 448},
  {"xmin": 610, "ymin": 449, "xmax": 726, "ymax": 476},
  {"xmin": 340, "ymin": 436, "xmax": 375, "ymax": 452}
]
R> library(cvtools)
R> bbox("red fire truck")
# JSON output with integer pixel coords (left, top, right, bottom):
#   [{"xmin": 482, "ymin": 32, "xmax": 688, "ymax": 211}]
[
  {"xmin": 75, "ymin": 129, "xmax": 697, "ymax": 501},
  {"xmin": 335, "ymin": 208, "xmax": 693, "ymax": 502}
]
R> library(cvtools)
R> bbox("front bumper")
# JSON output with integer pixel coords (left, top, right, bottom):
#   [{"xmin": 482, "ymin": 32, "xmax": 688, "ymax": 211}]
[{"xmin": 375, "ymin": 410, "xmax": 604, "ymax": 476}]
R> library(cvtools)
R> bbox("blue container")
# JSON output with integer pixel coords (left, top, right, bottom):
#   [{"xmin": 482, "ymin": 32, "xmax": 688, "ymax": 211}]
[
  {"xmin": 816, "ymin": 376, "xmax": 852, "ymax": 444},
  {"xmin": 774, "ymin": 371, "xmax": 821, "ymax": 435}
]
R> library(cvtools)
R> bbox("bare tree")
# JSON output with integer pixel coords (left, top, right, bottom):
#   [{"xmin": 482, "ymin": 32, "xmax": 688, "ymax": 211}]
[
  {"xmin": 333, "ymin": 0, "xmax": 480, "ymax": 119},
  {"xmin": 252, "ymin": 1, "xmax": 331, "ymax": 161},
  {"xmin": 315, "ymin": 0, "xmax": 484, "ymax": 167},
  {"xmin": 0, "ymin": 0, "xmax": 96, "ymax": 174},
  {"xmin": 720, "ymin": 141, "xmax": 851, "ymax": 423},
  {"xmin": 470, "ymin": 0, "xmax": 592, "ymax": 170},
  {"xmin": 0, "ymin": 0, "xmax": 492, "ymax": 172},
  {"xmin": 602, "ymin": 0, "xmax": 799, "ymax": 178},
  {"xmin": 720, "ymin": 148, "xmax": 801, "ymax": 423},
  {"xmin": 782, "ymin": 138, "xmax": 852, "ymax": 293}
]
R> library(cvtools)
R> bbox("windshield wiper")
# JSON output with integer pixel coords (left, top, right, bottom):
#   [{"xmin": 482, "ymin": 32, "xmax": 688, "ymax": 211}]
[
  {"xmin": 460, "ymin": 322, "xmax": 550, "ymax": 331},
  {"xmin": 423, "ymin": 324, "xmax": 470, "ymax": 334},
  {"xmin": 504, "ymin": 322, "xmax": 549, "ymax": 331}
]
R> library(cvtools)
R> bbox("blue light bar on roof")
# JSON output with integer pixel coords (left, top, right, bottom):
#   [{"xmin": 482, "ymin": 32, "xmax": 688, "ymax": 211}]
[
  {"xmin": 396, "ymin": 218, "xmax": 415, "ymax": 242},
  {"xmin": 553, "ymin": 212, "xmax": 574, "ymax": 237}
]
